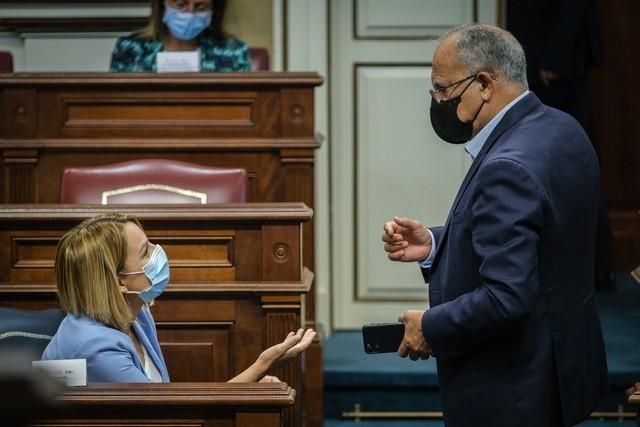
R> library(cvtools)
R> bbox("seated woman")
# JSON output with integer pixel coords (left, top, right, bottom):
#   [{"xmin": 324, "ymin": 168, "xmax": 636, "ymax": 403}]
[
  {"xmin": 42, "ymin": 214, "xmax": 314, "ymax": 383},
  {"xmin": 111, "ymin": 0, "xmax": 249, "ymax": 72}
]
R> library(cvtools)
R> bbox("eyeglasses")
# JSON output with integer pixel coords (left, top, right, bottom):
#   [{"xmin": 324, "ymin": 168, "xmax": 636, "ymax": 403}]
[
  {"xmin": 429, "ymin": 74, "xmax": 477, "ymax": 102},
  {"xmin": 167, "ymin": 0, "xmax": 213, "ymax": 13}
]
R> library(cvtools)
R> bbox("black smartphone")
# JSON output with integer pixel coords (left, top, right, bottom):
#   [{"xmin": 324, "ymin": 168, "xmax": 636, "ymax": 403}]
[{"xmin": 362, "ymin": 322, "xmax": 405, "ymax": 354}]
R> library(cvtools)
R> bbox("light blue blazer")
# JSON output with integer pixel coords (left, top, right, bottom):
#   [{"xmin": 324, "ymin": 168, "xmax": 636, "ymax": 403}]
[{"xmin": 42, "ymin": 305, "xmax": 170, "ymax": 383}]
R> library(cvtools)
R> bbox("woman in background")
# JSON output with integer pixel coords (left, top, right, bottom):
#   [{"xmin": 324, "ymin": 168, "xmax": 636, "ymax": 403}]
[
  {"xmin": 110, "ymin": 0, "xmax": 250, "ymax": 72},
  {"xmin": 42, "ymin": 213, "xmax": 314, "ymax": 383}
]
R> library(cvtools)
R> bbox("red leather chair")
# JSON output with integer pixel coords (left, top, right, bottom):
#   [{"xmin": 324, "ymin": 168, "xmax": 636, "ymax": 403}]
[
  {"xmin": 0, "ymin": 51, "xmax": 14, "ymax": 72},
  {"xmin": 248, "ymin": 47, "xmax": 270, "ymax": 71},
  {"xmin": 60, "ymin": 159, "xmax": 247, "ymax": 204}
]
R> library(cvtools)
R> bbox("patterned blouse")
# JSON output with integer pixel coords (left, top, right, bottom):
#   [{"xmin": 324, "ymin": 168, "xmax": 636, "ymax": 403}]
[{"xmin": 110, "ymin": 29, "xmax": 250, "ymax": 72}]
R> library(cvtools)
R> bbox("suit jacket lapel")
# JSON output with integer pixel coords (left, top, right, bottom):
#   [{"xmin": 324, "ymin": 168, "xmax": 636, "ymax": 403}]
[
  {"xmin": 430, "ymin": 93, "xmax": 542, "ymax": 268},
  {"xmin": 132, "ymin": 319, "xmax": 170, "ymax": 382}
]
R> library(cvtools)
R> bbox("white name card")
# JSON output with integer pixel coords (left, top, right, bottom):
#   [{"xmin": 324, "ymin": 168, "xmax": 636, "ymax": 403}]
[
  {"xmin": 33, "ymin": 359, "xmax": 87, "ymax": 386},
  {"xmin": 156, "ymin": 50, "xmax": 201, "ymax": 73}
]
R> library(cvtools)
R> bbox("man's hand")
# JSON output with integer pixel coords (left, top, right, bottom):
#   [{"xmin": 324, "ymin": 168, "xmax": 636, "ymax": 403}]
[
  {"xmin": 397, "ymin": 310, "xmax": 432, "ymax": 361},
  {"xmin": 382, "ymin": 217, "xmax": 432, "ymax": 262}
]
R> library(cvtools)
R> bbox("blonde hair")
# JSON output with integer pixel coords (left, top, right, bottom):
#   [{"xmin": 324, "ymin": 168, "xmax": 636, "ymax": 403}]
[{"xmin": 55, "ymin": 214, "xmax": 143, "ymax": 333}]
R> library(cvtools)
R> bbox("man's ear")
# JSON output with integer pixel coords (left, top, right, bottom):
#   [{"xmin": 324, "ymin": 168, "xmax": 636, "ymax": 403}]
[{"xmin": 476, "ymin": 71, "xmax": 495, "ymax": 100}]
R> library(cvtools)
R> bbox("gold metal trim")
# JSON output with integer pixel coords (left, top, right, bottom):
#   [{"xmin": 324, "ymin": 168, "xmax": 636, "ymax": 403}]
[
  {"xmin": 342, "ymin": 404, "xmax": 637, "ymax": 422},
  {"xmin": 102, "ymin": 184, "xmax": 207, "ymax": 205},
  {"xmin": 631, "ymin": 265, "xmax": 640, "ymax": 284}
]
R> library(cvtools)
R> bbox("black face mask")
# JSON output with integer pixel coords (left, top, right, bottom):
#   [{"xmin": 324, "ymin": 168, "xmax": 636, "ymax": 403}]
[{"xmin": 429, "ymin": 76, "xmax": 484, "ymax": 144}]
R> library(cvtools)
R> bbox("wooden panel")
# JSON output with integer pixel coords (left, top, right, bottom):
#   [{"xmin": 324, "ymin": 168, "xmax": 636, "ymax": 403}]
[
  {"xmin": 261, "ymin": 224, "xmax": 301, "ymax": 281},
  {"xmin": 158, "ymin": 324, "xmax": 232, "ymax": 382},
  {"xmin": 0, "ymin": 72, "xmax": 323, "ymax": 426},
  {"xmin": 0, "ymin": 204, "xmax": 310, "ymax": 427},
  {"xmin": 65, "ymin": 99, "xmax": 253, "ymax": 125},
  {"xmin": 589, "ymin": 0, "xmax": 640, "ymax": 269},
  {"xmin": 149, "ymin": 233, "xmax": 237, "ymax": 282},
  {"xmin": 609, "ymin": 210, "xmax": 640, "ymax": 270},
  {"xmin": 39, "ymin": 90, "xmax": 279, "ymax": 139},
  {"xmin": 26, "ymin": 383, "xmax": 294, "ymax": 427},
  {"xmin": 1, "ymin": 88, "xmax": 37, "ymax": 138},
  {"xmin": 3, "ymin": 149, "xmax": 38, "ymax": 203}
]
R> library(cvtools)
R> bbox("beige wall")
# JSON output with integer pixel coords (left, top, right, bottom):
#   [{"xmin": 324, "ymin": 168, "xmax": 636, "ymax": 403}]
[
  {"xmin": 0, "ymin": 0, "xmax": 275, "ymax": 71},
  {"xmin": 226, "ymin": 0, "xmax": 273, "ymax": 59}
]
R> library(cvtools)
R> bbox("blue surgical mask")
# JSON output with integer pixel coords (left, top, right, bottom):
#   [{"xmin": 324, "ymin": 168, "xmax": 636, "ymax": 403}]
[
  {"xmin": 122, "ymin": 245, "xmax": 170, "ymax": 304},
  {"xmin": 163, "ymin": 3, "xmax": 213, "ymax": 41}
]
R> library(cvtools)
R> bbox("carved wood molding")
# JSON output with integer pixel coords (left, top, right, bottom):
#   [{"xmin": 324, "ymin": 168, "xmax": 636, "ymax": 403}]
[
  {"xmin": 56, "ymin": 382, "xmax": 296, "ymax": 406},
  {"xmin": 0, "ymin": 72, "xmax": 324, "ymax": 86},
  {"xmin": 0, "ymin": 203, "xmax": 313, "ymax": 221},
  {"xmin": 0, "ymin": 279, "xmax": 313, "ymax": 296},
  {"xmin": 0, "ymin": 138, "xmax": 320, "ymax": 150},
  {"xmin": 0, "ymin": 17, "xmax": 147, "ymax": 34}
]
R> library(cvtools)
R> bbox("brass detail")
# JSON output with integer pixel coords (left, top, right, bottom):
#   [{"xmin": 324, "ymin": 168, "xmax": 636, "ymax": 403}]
[
  {"xmin": 631, "ymin": 264, "xmax": 640, "ymax": 284},
  {"xmin": 102, "ymin": 184, "xmax": 207, "ymax": 205},
  {"xmin": 272, "ymin": 242, "xmax": 289, "ymax": 264},
  {"xmin": 342, "ymin": 404, "xmax": 637, "ymax": 421},
  {"xmin": 15, "ymin": 104, "xmax": 27, "ymax": 123},
  {"xmin": 289, "ymin": 104, "xmax": 305, "ymax": 123}
]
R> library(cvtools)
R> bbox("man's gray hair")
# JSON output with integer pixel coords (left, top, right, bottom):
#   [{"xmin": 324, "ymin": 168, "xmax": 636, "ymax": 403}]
[{"xmin": 441, "ymin": 24, "xmax": 528, "ymax": 89}]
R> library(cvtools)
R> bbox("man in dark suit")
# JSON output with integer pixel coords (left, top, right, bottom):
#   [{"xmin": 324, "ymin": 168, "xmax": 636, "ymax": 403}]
[{"xmin": 382, "ymin": 24, "xmax": 608, "ymax": 426}]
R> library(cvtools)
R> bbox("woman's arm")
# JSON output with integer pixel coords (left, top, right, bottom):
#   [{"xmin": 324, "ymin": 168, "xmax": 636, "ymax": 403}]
[{"xmin": 228, "ymin": 328, "xmax": 316, "ymax": 382}]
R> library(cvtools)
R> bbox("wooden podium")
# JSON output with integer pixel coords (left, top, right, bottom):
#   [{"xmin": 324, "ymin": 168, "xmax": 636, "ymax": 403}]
[
  {"xmin": 0, "ymin": 204, "xmax": 311, "ymax": 427},
  {"xmin": 0, "ymin": 72, "xmax": 324, "ymax": 426}
]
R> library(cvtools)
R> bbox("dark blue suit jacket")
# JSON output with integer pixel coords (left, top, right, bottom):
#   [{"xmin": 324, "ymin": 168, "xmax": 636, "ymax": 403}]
[{"xmin": 422, "ymin": 93, "xmax": 608, "ymax": 426}]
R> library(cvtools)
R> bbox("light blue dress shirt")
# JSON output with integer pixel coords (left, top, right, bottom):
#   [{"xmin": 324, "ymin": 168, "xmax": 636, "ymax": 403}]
[{"xmin": 421, "ymin": 90, "xmax": 530, "ymax": 267}]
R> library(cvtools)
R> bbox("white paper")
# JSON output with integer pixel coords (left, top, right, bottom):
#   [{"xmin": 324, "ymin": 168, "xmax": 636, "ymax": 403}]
[
  {"xmin": 156, "ymin": 51, "xmax": 201, "ymax": 73},
  {"xmin": 33, "ymin": 359, "xmax": 87, "ymax": 386}
]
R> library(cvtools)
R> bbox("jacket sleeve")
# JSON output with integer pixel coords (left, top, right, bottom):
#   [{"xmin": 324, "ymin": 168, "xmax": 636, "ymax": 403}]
[
  {"xmin": 420, "ymin": 225, "xmax": 444, "ymax": 283},
  {"xmin": 80, "ymin": 333, "xmax": 151, "ymax": 383},
  {"xmin": 422, "ymin": 158, "xmax": 545, "ymax": 360}
]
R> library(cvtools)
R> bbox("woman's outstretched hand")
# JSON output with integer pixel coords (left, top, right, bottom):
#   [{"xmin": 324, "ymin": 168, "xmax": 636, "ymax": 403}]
[
  {"xmin": 228, "ymin": 328, "xmax": 316, "ymax": 383},
  {"xmin": 257, "ymin": 328, "xmax": 316, "ymax": 371}
]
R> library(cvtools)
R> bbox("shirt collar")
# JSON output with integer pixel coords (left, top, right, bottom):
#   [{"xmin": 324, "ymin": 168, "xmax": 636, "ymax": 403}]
[{"xmin": 465, "ymin": 90, "xmax": 530, "ymax": 159}]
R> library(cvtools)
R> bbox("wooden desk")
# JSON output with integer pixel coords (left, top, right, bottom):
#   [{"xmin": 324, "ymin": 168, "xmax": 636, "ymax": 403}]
[
  {"xmin": 32, "ymin": 383, "xmax": 295, "ymax": 427},
  {"xmin": 0, "ymin": 73, "xmax": 324, "ymax": 425},
  {"xmin": 0, "ymin": 203, "xmax": 310, "ymax": 427},
  {"xmin": 0, "ymin": 71, "xmax": 321, "ymax": 323}
]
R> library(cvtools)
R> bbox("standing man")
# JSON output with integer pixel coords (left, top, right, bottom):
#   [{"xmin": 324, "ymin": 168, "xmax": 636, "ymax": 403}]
[{"xmin": 382, "ymin": 24, "xmax": 608, "ymax": 426}]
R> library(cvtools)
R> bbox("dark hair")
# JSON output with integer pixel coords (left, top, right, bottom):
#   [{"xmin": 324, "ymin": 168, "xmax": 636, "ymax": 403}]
[{"xmin": 137, "ymin": 0, "xmax": 228, "ymax": 41}]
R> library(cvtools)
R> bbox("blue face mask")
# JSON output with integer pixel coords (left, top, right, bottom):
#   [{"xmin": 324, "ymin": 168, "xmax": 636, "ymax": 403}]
[
  {"xmin": 122, "ymin": 245, "xmax": 170, "ymax": 304},
  {"xmin": 163, "ymin": 3, "xmax": 213, "ymax": 41}
]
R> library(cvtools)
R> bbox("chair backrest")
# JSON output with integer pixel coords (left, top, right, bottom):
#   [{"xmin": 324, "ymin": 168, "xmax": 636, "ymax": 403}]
[
  {"xmin": 249, "ymin": 47, "xmax": 270, "ymax": 71},
  {"xmin": 0, "ymin": 51, "xmax": 13, "ymax": 72},
  {"xmin": 60, "ymin": 159, "xmax": 247, "ymax": 204},
  {"xmin": 0, "ymin": 307, "xmax": 65, "ymax": 363}
]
